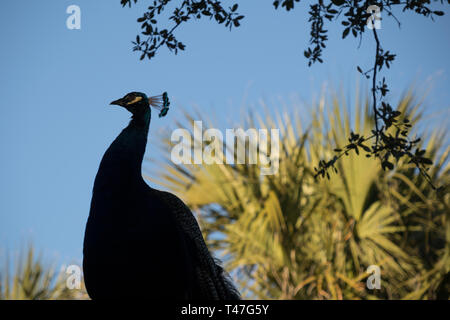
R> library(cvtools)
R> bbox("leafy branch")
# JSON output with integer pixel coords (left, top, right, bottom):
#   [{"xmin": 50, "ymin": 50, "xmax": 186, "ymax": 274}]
[
  {"xmin": 297, "ymin": 0, "xmax": 446, "ymax": 67},
  {"xmin": 311, "ymin": 1, "xmax": 447, "ymax": 191},
  {"xmin": 122, "ymin": 0, "xmax": 244, "ymax": 60},
  {"xmin": 121, "ymin": 0, "xmax": 447, "ymax": 190}
]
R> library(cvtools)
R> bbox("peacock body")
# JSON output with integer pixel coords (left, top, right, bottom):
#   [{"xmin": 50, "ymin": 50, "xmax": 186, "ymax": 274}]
[{"xmin": 83, "ymin": 92, "xmax": 239, "ymax": 300}]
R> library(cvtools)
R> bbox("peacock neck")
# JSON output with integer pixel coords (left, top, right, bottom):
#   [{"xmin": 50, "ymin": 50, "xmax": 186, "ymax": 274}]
[
  {"xmin": 130, "ymin": 107, "xmax": 152, "ymax": 133},
  {"xmin": 94, "ymin": 108, "xmax": 152, "ymax": 190}
]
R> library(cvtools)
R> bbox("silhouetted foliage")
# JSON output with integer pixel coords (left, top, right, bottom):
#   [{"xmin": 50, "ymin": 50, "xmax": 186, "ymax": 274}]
[
  {"xmin": 121, "ymin": 0, "xmax": 243, "ymax": 60},
  {"xmin": 155, "ymin": 89, "xmax": 450, "ymax": 299},
  {"xmin": 311, "ymin": 1, "xmax": 447, "ymax": 191},
  {"xmin": 121, "ymin": 0, "xmax": 448, "ymax": 190}
]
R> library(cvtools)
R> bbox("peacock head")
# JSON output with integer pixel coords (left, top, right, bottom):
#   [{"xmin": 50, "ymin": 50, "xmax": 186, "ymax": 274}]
[{"xmin": 110, "ymin": 91, "xmax": 170, "ymax": 118}]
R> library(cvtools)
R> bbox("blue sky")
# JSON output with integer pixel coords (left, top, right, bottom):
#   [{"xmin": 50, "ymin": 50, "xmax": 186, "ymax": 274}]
[{"xmin": 0, "ymin": 1, "xmax": 449, "ymax": 266}]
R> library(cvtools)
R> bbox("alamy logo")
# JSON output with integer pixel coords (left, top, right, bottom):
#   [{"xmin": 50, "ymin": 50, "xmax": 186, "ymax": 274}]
[
  {"xmin": 66, "ymin": 5, "xmax": 81, "ymax": 30},
  {"xmin": 366, "ymin": 5, "xmax": 381, "ymax": 30},
  {"xmin": 170, "ymin": 121, "xmax": 280, "ymax": 175},
  {"xmin": 65, "ymin": 264, "xmax": 81, "ymax": 289},
  {"xmin": 366, "ymin": 265, "xmax": 381, "ymax": 289}
]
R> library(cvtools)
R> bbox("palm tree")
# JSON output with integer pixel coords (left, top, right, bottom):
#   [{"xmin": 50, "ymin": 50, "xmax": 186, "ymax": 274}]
[
  {"xmin": 151, "ymin": 87, "xmax": 449, "ymax": 299},
  {"xmin": 0, "ymin": 245, "xmax": 88, "ymax": 300}
]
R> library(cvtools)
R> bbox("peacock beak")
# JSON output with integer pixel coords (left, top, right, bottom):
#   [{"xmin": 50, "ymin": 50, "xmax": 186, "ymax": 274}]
[{"xmin": 110, "ymin": 98, "xmax": 124, "ymax": 106}]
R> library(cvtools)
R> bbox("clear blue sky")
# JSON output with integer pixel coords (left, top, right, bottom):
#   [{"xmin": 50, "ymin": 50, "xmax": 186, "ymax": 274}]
[{"xmin": 0, "ymin": 1, "xmax": 449, "ymax": 265}]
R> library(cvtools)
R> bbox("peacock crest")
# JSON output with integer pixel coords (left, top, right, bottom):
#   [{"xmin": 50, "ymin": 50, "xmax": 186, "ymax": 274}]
[{"xmin": 149, "ymin": 92, "xmax": 170, "ymax": 118}]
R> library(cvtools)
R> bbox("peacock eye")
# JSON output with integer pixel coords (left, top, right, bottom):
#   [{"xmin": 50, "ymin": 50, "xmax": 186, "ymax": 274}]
[{"xmin": 126, "ymin": 95, "xmax": 143, "ymax": 105}]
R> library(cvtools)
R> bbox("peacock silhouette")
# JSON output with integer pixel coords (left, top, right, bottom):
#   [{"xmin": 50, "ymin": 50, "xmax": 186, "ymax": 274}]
[{"xmin": 83, "ymin": 92, "xmax": 240, "ymax": 299}]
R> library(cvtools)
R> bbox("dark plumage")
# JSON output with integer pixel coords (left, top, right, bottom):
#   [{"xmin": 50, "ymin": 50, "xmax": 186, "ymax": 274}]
[{"xmin": 83, "ymin": 92, "xmax": 239, "ymax": 300}]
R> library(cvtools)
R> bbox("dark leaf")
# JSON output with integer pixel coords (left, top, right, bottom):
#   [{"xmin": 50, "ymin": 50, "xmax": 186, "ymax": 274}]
[
  {"xmin": 342, "ymin": 27, "xmax": 350, "ymax": 39},
  {"xmin": 360, "ymin": 144, "xmax": 371, "ymax": 153},
  {"xmin": 382, "ymin": 161, "xmax": 394, "ymax": 171},
  {"xmin": 331, "ymin": 0, "xmax": 345, "ymax": 5}
]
